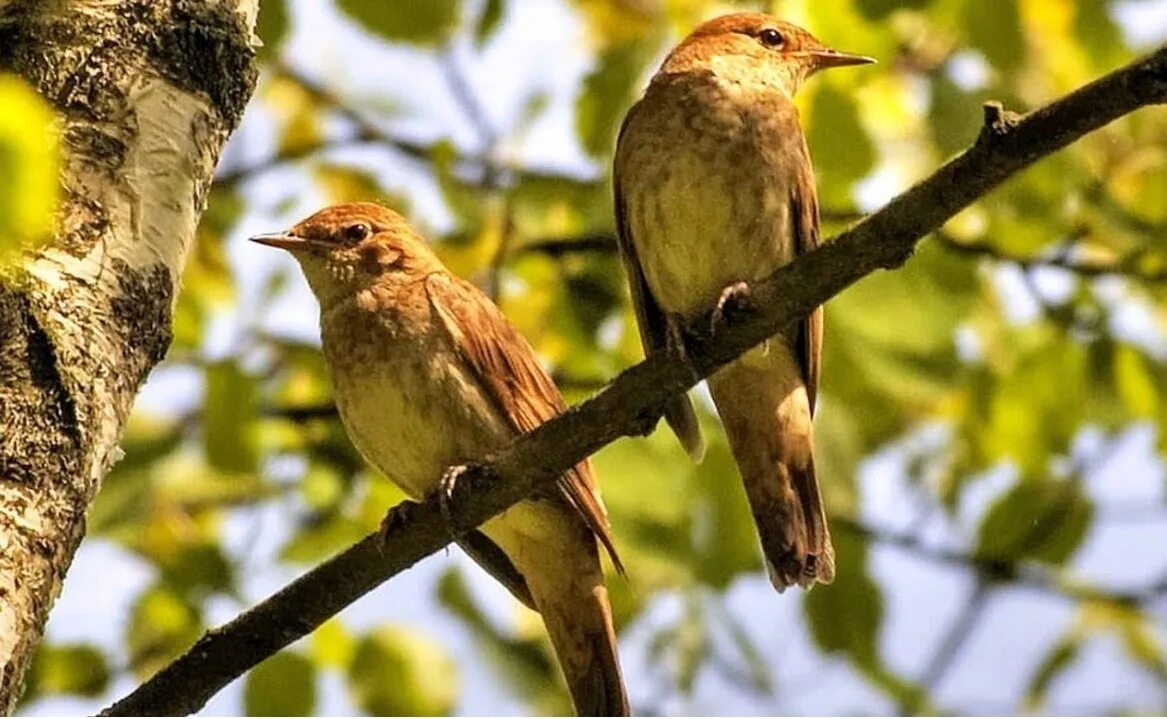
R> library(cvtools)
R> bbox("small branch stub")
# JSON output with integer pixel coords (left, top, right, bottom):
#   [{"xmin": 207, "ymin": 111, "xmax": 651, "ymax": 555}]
[{"xmin": 980, "ymin": 101, "xmax": 1023, "ymax": 141}]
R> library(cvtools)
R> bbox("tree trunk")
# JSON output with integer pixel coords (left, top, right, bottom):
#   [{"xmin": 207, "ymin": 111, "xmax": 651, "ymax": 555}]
[{"xmin": 0, "ymin": 0, "xmax": 257, "ymax": 711}]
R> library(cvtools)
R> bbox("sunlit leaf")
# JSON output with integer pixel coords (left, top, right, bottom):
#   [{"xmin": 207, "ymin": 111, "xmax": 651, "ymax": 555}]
[
  {"xmin": 126, "ymin": 585, "xmax": 202, "ymax": 679},
  {"xmin": 312, "ymin": 619, "xmax": 358, "ymax": 670},
  {"xmin": 0, "ymin": 74, "xmax": 58, "ymax": 269}
]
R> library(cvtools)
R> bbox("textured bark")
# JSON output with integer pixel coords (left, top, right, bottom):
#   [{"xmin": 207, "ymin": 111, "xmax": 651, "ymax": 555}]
[{"xmin": 0, "ymin": 0, "xmax": 257, "ymax": 711}]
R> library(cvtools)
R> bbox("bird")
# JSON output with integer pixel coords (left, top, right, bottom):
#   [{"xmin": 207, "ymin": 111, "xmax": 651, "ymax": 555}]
[
  {"xmin": 612, "ymin": 13, "xmax": 874, "ymax": 590},
  {"xmin": 251, "ymin": 202, "xmax": 629, "ymax": 716}
]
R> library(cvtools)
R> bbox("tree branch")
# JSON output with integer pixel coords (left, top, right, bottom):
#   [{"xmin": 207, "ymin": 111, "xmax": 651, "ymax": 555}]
[{"xmin": 102, "ymin": 45, "xmax": 1167, "ymax": 716}]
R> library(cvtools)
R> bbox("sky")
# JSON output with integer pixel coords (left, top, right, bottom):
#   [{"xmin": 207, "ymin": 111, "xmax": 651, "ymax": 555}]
[{"xmin": 20, "ymin": 0, "xmax": 1167, "ymax": 715}]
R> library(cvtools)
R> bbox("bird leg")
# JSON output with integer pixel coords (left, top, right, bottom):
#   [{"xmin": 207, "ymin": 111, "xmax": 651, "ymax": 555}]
[
  {"xmin": 430, "ymin": 462, "xmax": 494, "ymax": 536},
  {"xmin": 710, "ymin": 281, "xmax": 753, "ymax": 336},
  {"xmin": 664, "ymin": 313, "xmax": 700, "ymax": 380},
  {"xmin": 378, "ymin": 498, "xmax": 422, "ymax": 554}
]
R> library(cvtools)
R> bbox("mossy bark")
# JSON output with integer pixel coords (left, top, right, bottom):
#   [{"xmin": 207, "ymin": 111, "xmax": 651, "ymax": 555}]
[{"xmin": 0, "ymin": 1, "xmax": 257, "ymax": 710}]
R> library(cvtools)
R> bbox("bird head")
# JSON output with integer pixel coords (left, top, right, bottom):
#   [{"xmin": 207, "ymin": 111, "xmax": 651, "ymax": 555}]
[
  {"xmin": 659, "ymin": 13, "xmax": 874, "ymax": 96},
  {"xmin": 250, "ymin": 202, "xmax": 444, "ymax": 309}
]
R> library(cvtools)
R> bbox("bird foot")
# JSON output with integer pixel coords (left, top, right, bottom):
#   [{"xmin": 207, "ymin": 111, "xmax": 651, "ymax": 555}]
[
  {"xmin": 710, "ymin": 281, "xmax": 753, "ymax": 336},
  {"xmin": 430, "ymin": 462, "xmax": 486, "ymax": 536},
  {"xmin": 664, "ymin": 314, "xmax": 701, "ymax": 383},
  {"xmin": 378, "ymin": 498, "xmax": 421, "ymax": 554}
]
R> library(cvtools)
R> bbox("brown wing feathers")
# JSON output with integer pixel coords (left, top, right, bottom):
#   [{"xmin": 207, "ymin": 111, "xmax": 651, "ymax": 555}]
[{"xmin": 424, "ymin": 274, "xmax": 625, "ymax": 574}]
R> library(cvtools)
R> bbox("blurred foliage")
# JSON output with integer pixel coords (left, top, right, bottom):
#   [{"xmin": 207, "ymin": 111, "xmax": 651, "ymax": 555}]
[
  {"xmin": 0, "ymin": 74, "xmax": 58, "ymax": 270},
  {"xmin": 19, "ymin": 0, "xmax": 1167, "ymax": 715}
]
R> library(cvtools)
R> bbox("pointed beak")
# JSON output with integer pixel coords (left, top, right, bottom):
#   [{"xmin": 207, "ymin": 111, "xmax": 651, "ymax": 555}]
[
  {"xmin": 249, "ymin": 231, "xmax": 308, "ymax": 252},
  {"xmin": 807, "ymin": 49, "xmax": 877, "ymax": 69}
]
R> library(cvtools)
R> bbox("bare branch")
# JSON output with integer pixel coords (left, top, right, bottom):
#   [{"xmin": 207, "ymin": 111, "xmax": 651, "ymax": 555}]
[{"xmin": 102, "ymin": 43, "xmax": 1167, "ymax": 717}]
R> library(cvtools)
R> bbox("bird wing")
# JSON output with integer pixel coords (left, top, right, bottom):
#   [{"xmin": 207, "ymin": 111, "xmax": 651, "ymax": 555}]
[
  {"xmin": 424, "ymin": 273, "xmax": 624, "ymax": 574},
  {"xmin": 613, "ymin": 109, "xmax": 706, "ymax": 460},
  {"xmin": 790, "ymin": 149, "xmax": 823, "ymax": 414}
]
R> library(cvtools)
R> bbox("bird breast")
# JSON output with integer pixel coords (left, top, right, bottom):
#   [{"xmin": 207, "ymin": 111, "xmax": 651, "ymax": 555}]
[
  {"xmin": 619, "ymin": 75, "xmax": 807, "ymax": 318},
  {"xmin": 319, "ymin": 286, "xmax": 509, "ymax": 497}
]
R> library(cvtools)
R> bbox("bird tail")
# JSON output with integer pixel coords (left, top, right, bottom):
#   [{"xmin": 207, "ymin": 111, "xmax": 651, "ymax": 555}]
[
  {"xmin": 536, "ymin": 577, "xmax": 629, "ymax": 716},
  {"xmin": 665, "ymin": 393, "xmax": 706, "ymax": 463},
  {"xmin": 708, "ymin": 346, "xmax": 834, "ymax": 590},
  {"xmin": 482, "ymin": 507, "xmax": 629, "ymax": 716}
]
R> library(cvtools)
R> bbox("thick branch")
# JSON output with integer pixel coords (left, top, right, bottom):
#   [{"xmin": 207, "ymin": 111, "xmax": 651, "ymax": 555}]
[
  {"xmin": 103, "ymin": 44, "xmax": 1167, "ymax": 716},
  {"xmin": 0, "ymin": 1, "xmax": 256, "ymax": 711}
]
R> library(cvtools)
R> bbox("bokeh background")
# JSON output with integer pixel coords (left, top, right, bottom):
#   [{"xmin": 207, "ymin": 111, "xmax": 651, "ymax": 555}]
[{"xmin": 12, "ymin": 0, "xmax": 1167, "ymax": 714}]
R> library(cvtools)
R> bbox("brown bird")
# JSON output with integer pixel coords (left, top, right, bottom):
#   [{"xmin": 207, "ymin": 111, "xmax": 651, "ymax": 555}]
[
  {"xmin": 251, "ymin": 203, "xmax": 629, "ymax": 716},
  {"xmin": 613, "ymin": 14, "xmax": 873, "ymax": 590}
]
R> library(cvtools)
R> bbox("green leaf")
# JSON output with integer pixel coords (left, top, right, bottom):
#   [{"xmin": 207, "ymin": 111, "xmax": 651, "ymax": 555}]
[
  {"xmin": 1025, "ymin": 634, "xmax": 1080, "ymax": 710},
  {"xmin": 807, "ymin": 82, "xmax": 876, "ymax": 197},
  {"xmin": 337, "ymin": 0, "xmax": 462, "ymax": 46},
  {"xmin": 244, "ymin": 651, "xmax": 317, "ymax": 716},
  {"xmin": 347, "ymin": 626, "xmax": 459, "ymax": 716},
  {"xmin": 279, "ymin": 513, "xmax": 369, "ymax": 564},
  {"xmin": 126, "ymin": 585, "xmax": 202, "ymax": 678},
  {"xmin": 203, "ymin": 360, "xmax": 259, "ymax": 474},
  {"xmin": 1113, "ymin": 343, "xmax": 1158, "ymax": 419},
  {"xmin": 312, "ymin": 619, "xmax": 357, "ymax": 670},
  {"xmin": 575, "ymin": 39, "xmax": 655, "ymax": 158},
  {"xmin": 0, "ymin": 74, "xmax": 58, "ymax": 269},
  {"xmin": 1072, "ymin": 0, "xmax": 1126, "ymax": 70},
  {"xmin": 159, "ymin": 542, "xmax": 235, "ymax": 600},
  {"xmin": 804, "ymin": 530, "xmax": 882, "ymax": 665},
  {"xmin": 854, "ymin": 0, "xmax": 929, "ymax": 20},
  {"xmin": 255, "ymin": 0, "xmax": 289, "ymax": 60},
  {"xmin": 963, "ymin": 0, "xmax": 1025, "ymax": 72},
  {"xmin": 26, "ymin": 643, "xmax": 111, "ymax": 698},
  {"xmin": 1119, "ymin": 611, "xmax": 1167, "ymax": 680},
  {"xmin": 929, "ymin": 71, "xmax": 983, "ymax": 157},
  {"xmin": 975, "ymin": 479, "xmax": 1093, "ymax": 565},
  {"xmin": 473, "ymin": 0, "xmax": 504, "ymax": 47}
]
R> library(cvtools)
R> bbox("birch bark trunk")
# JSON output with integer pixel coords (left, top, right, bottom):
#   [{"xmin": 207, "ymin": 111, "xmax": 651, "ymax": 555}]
[{"xmin": 0, "ymin": 1, "xmax": 258, "ymax": 710}]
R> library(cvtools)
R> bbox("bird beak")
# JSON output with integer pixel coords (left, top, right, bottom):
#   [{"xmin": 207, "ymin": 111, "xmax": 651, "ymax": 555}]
[
  {"xmin": 249, "ymin": 231, "xmax": 308, "ymax": 252},
  {"xmin": 807, "ymin": 48, "xmax": 877, "ymax": 69}
]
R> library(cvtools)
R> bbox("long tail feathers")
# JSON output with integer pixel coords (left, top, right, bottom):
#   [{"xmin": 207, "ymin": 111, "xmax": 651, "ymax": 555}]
[
  {"xmin": 709, "ymin": 349, "xmax": 835, "ymax": 591},
  {"xmin": 541, "ymin": 586, "xmax": 629, "ymax": 716}
]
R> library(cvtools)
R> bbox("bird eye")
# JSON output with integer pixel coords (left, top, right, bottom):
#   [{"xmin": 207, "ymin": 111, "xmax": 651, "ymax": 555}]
[
  {"xmin": 343, "ymin": 223, "xmax": 371, "ymax": 242},
  {"xmin": 759, "ymin": 28, "xmax": 784, "ymax": 48}
]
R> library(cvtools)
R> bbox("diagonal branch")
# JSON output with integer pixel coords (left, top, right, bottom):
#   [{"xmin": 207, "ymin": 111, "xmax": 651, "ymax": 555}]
[{"xmin": 101, "ymin": 44, "xmax": 1167, "ymax": 717}]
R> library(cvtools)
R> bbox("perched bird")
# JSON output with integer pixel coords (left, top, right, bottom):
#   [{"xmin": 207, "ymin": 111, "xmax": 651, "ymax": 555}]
[
  {"xmin": 613, "ymin": 13, "xmax": 873, "ymax": 590},
  {"xmin": 251, "ymin": 203, "xmax": 629, "ymax": 716}
]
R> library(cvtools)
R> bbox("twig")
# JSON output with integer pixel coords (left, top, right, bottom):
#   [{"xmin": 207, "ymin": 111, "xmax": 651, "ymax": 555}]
[{"xmin": 102, "ymin": 43, "xmax": 1167, "ymax": 717}]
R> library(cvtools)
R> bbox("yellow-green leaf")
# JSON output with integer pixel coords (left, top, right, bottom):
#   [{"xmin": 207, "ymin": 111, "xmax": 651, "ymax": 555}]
[
  {"xmin": 337, "ymin": 0, "xmax": 461, "ymax": 46},
  {"xmin": 244, "ymin": 651, "xmax": 317, "ymax": 716},
  {"xmin": 0, "ymin": 74, "xmax": 58, "ymax": 269},
  {"xmin": 347, "ymin": 626, "xmax": 459, "ymax": 716}
]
